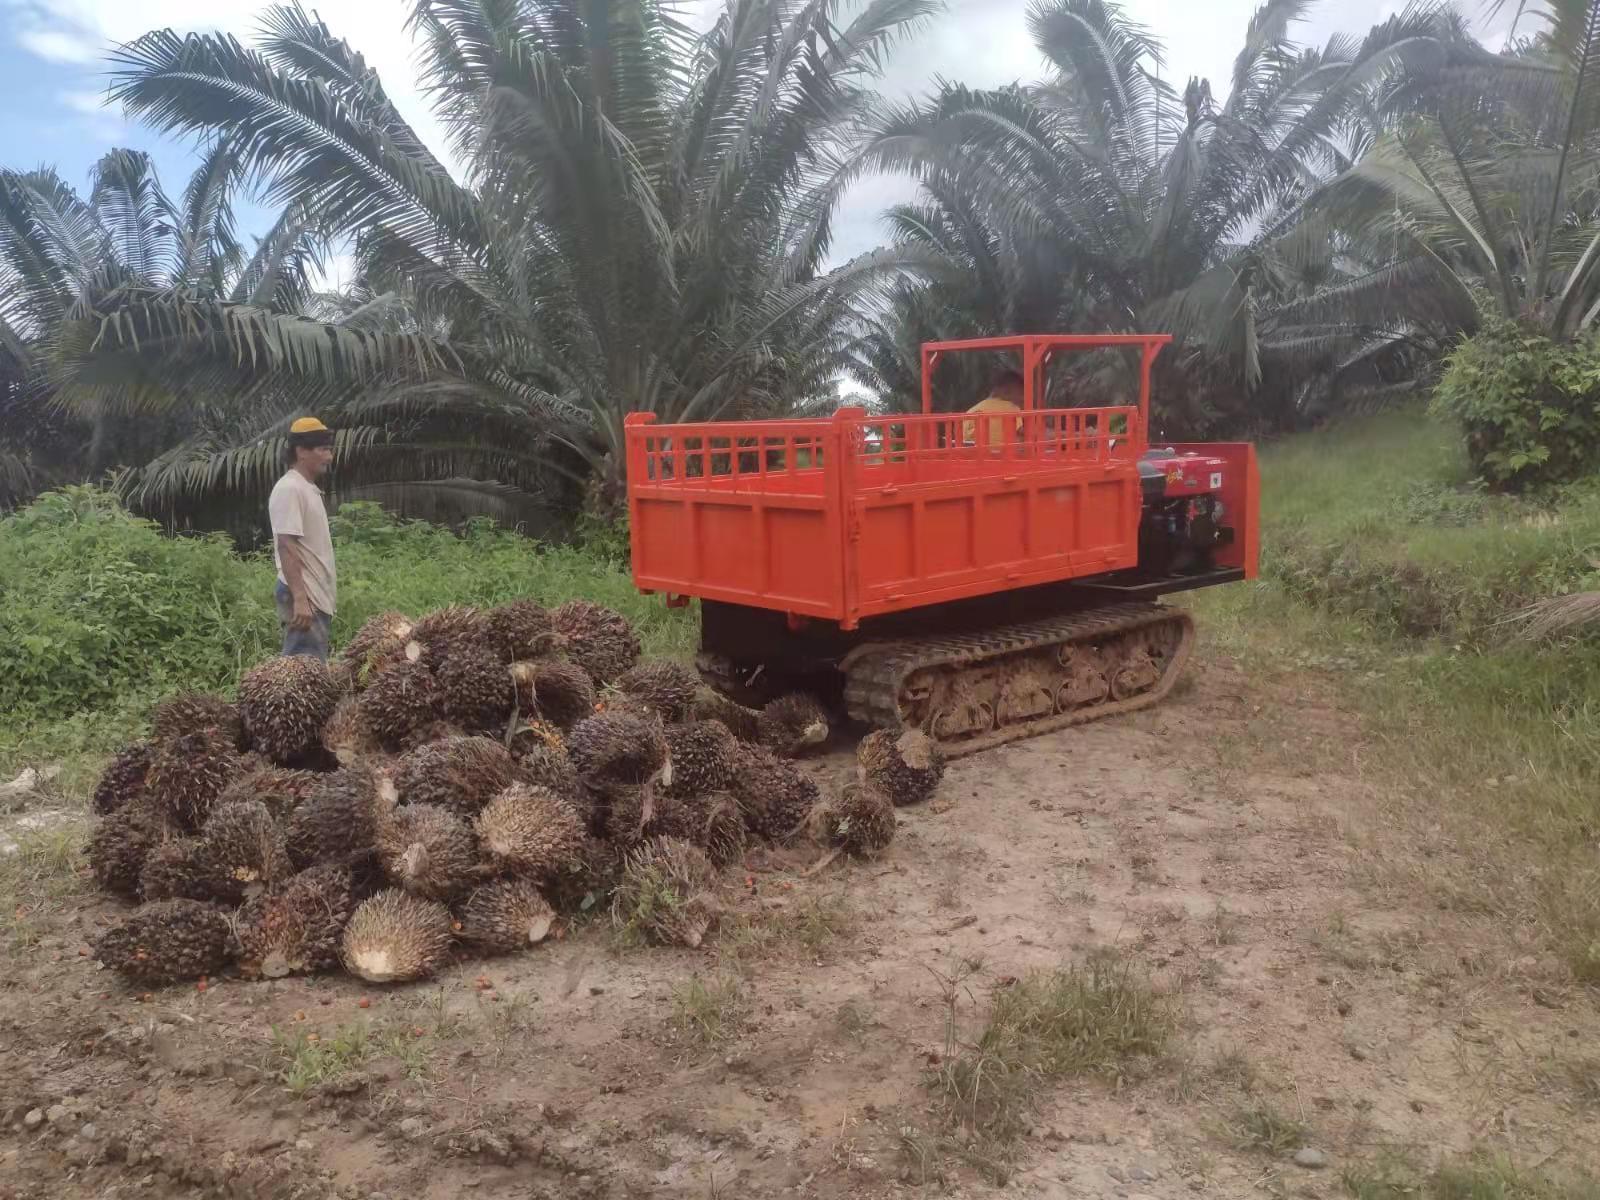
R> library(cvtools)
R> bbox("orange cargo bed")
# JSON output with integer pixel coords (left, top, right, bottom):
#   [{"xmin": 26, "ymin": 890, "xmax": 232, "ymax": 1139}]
[{"xmin": 626, "ymin": 405, "xmax": 1255, "ymax": 631}]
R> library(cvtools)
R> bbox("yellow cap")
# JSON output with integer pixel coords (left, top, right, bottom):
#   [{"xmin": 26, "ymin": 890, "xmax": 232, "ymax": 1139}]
[{"xmin": 289, "ymin": 417, "xmax": 330, "ymax": 434}]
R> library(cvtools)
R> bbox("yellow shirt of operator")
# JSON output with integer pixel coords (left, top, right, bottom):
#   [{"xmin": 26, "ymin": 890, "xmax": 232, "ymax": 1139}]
[{"xmin": 961, "ymin": 395, "xmax": 1024, "ymax": 448}]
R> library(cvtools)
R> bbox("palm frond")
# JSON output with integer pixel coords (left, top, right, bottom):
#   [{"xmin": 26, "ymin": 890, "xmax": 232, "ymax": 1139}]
[{"xmin": 1502, "ymin": 590, "xmax": 1600, "ymax": 642}]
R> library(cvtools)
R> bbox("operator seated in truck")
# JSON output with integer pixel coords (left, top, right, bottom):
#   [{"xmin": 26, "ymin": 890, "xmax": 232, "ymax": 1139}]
[{"xmin": 960, "ymin": 369, "xmax": 1026, "ymax": 448}]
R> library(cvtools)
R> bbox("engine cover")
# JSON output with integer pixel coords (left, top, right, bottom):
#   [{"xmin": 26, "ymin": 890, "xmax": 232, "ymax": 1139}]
[{"xmin": 1143, "ymin": 450, "xmax": 1229, "ymax": 497}]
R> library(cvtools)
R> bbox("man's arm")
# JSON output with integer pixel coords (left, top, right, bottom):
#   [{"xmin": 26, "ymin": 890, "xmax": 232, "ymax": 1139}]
[{"xmin": 276, "ymin": 535, "xmax": 315, "ymax": 631}]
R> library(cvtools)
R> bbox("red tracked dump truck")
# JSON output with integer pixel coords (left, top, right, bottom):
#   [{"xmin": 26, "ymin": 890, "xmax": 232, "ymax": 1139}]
[{"xmin": 624, "ymin": 334, "xmax": 1259, "ymax": 758}]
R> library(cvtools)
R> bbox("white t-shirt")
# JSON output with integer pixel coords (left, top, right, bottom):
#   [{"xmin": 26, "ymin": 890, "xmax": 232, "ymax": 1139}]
[{"xmin": 268, "ymin": 470, "xmax": 337, "ymax": 616}]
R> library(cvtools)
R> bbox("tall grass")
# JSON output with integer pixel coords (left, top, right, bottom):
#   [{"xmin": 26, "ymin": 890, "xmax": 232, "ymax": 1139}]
[
  {"xmin": 1193, "ymin": 407, "xmax": 1600, "ymax": 981},
  {"xmin": 0, "ymin": 487, "xmax": 695, "ymax": 783},
  {"xmin": 925, "ymin": 952, "xmax": 1173, "ymax": 1182},
  {"xmin": 1260, "ymin": 409, "xmax": 1600, "ymax": 640}
]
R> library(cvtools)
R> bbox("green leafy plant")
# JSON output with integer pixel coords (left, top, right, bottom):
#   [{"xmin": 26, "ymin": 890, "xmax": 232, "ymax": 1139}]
[
  {"xmin": 1431, "ymin": 321, "xmax": 1600, "ymax": 489},
  {"xmin": 0, "ymin": 487, "xmax": 693, "ymax": 736}
]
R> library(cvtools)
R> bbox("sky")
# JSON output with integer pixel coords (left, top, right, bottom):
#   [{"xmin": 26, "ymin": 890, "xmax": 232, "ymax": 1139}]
[{"xmin": 0, "ymin": 0, "xmax": 1509, "ymax": 274}]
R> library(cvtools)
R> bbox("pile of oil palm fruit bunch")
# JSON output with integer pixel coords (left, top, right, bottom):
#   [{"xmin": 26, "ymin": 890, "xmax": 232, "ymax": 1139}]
[{"xmin": 85, "ymin": 600, "xmax": 947, "ymax": 989}]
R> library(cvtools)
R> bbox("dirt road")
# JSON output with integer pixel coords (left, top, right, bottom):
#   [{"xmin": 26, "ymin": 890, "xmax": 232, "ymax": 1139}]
[{"xmin": 3, "ymin": 651, "xmax": 1596, "ymax": 1198}]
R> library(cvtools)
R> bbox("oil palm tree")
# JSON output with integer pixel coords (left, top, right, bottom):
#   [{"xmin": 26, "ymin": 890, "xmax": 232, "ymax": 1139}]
[
  {"xmin": 1285, "ymin": 0, "xmax": 1600, "ymax": 345},
  {"xmin": 0, "ymin": 145, "xmax": 340, "ymax": 510},
  {"xmin": 103, "ymin": 0, "xmax": 938, "ymax": 520},
  {"xmin": 845, "ymin": 158, "xmax": 1098, "ymax": 410},
  {"xmin": 857, "ymin": 0, "xmax": 1454, "ymax": 431}
]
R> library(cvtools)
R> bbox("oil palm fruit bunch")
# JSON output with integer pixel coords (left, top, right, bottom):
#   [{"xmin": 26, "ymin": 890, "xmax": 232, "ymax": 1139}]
[
  {"xmin": 551, "ymin": 600, "xmax": 640, "ymax": 685},
  {"xmin": 356, "ymin": 659, "xmax": 439, "ymax": 750},
  {"xmin": 662, "ymin": 721, "xmax": 739, "ymax": 798},
  {"xmin": 88, "ymin": 801, "xmax": 170, "ymax": 900},
  {"xmin": 455, "ymin": 879, "xmax": 556, "ymax": 954},
  {"xmin": 730, "ymin": 746, "xmax": 820, "ymax": 843},
  {"xmin": 857, "ymin": 729, "xmax": 946, "ymax": 806},
  {"xmin": 239, "ymin": 656, "xmax": 343, "ymax": 764},
  {"xmin": 611, "ymin": 837, "xmax": 719, "ymax": 948},
  {"xmin": 544, "ymin": 835, "xmax": 624, "ymax": 913},
  {"xmin": 396, "ymin": 736, "xmax": 519, "ymax": 819},
  {"xmin": 695, "ymin": 792, "xmax": 747, "ymax": 868},
  {"xmin": 610, "ymin": 661, "xmax": 700, "ymax": 722},
  {"xmin": 648, "ymin": 790, "xmax": 745, "ymax": 868},
  {"xmin": 233, "ymin": 864, "xmax": 355, "ymax": 979},
  {"xmin": 95, "ymin": 899, "xmax": 232, "ymax": 985},
  {"xmin": 507, "ymin": 720, "xmax": 580, "ymax": 797},
  {"xmin": 284, "ymin": 764, "xmax": 388, "ymax": 871},
  {"xmin": 200, "ymin": 800, "xmax": 293, "ymax": 902},
  {"xmin": 138, "ymin": 837, "xmax": 214, "ymax": 902},
  {"xmin": 340, "ymin": 611, "xmax": 415, "ymax": 683},
  {"xmin": 403, "ymin": 720, "xmax": 467, "ymax": 750},
  {"xmin": 757, "ymin": 694, "xmax": 830, "ymax": 757},
  {"xmin": 436, "ymin": 643, "xmax": 516, "ymax": 732},
  {"xmin": 321, "ymin": 695, "xmax": 379, "ymax": 764},
  {"xmin": 483, "ymin": 600, "xmax": 559, "ymax": 663},
  {"xmin": 376, "ymin": 803, "xmax": 480, "ymax": 900},
  {"xmin": 92, "ymin": 742, "xmax": 154, "ymax": 815},
  {"xmin": 568, "ymin": 712, "xmax": 671, "ymax": 789},
  {"xmin": 818, "ymin": 783, "xmax": 896, "ymax": 858},
  {"xmin": 149, "ymin": 693, "xmax": 244, "ymax": 748},
  {"xmin": 146, "ymin": 728, "xmax": 243, "ymax": 831},
  {"xmin": 217, "ymin": 764, "xmax": 321, "ymax": 822},
  {"xmin": 509, "ymin": 659, "xmax": 595, "ymax": 730},
  {"xmin": 690, "ymin": 691, "xmax": 762, "ymax": 742},
  {"xmin": 341, "ymin": 889, "xmax": 454, "ymax": 984},
  {"xmin": 404, "ymin": 605, "xmax": 489, "ymax": 666},
  {"xmin": 599, "ymin": 780, "xmax": 657, "ymax": 845},
  {"xmin": 474, "ymin": 783, "xmax": 586, "ymax": 879}
]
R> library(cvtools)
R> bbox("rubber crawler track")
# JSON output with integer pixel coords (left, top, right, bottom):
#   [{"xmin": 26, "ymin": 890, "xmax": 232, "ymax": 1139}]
[{"xmin": 841, "ymin": 602, "xmax": 1195, "ymax": 759}]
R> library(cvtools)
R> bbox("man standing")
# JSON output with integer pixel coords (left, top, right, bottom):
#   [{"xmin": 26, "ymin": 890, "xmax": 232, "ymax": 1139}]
[{"xmin": 269, "ymin": 417, "xmax": 337, "ymax": 661}]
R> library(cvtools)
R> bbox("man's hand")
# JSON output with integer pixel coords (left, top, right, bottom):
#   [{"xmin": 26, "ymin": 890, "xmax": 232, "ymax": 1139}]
[{"xmin": 290, "ymin": 591, "xmax": 315, "ymax": 631}]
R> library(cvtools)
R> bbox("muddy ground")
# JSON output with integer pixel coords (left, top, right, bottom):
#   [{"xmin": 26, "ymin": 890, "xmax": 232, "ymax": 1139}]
[{"xmin": 2, "ymin": 650, "xmax": 1597, "ymax": 1199}]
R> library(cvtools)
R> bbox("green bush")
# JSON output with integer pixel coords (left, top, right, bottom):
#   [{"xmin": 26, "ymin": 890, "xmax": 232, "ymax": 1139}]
[
  {"xmin": 1431, "ymin": 320, "xmax": 1600, "ymax": 489},
  {"xmin": 0, "ymin": 490, "xmax": 694, "ymax": 732},
  {"xmin": 0, "ymin": 488, "xmax": 275, "ymax": 719}
]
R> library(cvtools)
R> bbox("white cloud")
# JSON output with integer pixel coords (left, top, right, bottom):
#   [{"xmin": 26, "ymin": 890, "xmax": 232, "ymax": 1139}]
[
  {"xmin": 18, "ymin": 28, "xmax": 102, "ymax": 64},
  {"xmin": 308, "ymin": 248, "xmax": 359, "ymax": 296},
  {"xmin": 58, "ymin": 88, "xmax": 109, "ymax": 115},
  {"xmin": 11, "ymin": 1, "xmax": 453, "ymax": 173},
  {"xmin": 54, "ymin": 85, "xmax": 134, "ymax": 142}
]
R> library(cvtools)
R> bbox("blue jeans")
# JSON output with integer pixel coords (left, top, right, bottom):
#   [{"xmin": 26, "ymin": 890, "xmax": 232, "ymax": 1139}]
[{"xmin": 275, "ymin": 581, "xmax": 332, "ymax": 662}]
